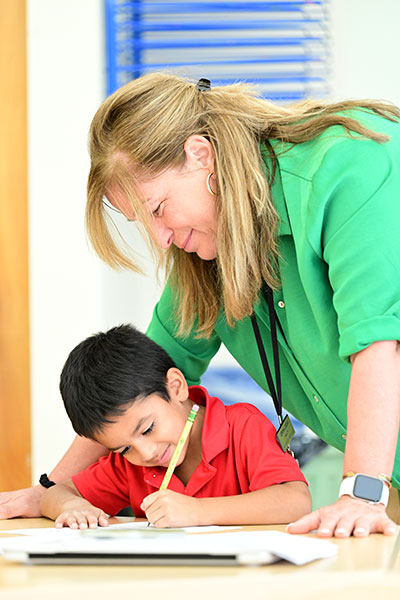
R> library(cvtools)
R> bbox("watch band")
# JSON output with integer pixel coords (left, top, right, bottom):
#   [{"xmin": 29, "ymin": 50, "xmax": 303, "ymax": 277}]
[
  {"xmin": 342, "ymin": 471, "xmax": 392, "ymax": 488},
  {"xmin": 39, "ymin": 473, "xmax": 56, "ymax": 489},
  {"xmin": 339, "ymin": 473, "xmax": 389, "ymax": 507}
]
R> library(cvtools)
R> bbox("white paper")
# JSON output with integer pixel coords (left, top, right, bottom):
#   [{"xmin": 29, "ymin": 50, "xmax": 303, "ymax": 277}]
[
  {"xmin": 2, "ymin": 521, "xmax": 237, "ymax": 538},
  {"xmin": 105, "ymin": 522, "xmax": 239, "ymax": 533}
]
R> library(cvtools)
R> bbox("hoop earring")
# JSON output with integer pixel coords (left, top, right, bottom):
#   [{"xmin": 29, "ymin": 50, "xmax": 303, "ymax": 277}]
[{"xmin": 206, "ymin": 172, "xmax": 215, "ymax": 196}]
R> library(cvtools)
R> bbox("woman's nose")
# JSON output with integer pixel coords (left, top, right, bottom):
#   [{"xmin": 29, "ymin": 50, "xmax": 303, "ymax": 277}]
[{"xmin": 152, "ymin": 219, "xmax": 173, "ymax": 249}]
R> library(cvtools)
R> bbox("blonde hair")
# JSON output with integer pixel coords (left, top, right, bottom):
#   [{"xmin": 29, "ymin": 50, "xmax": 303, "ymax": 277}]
[{"xmin": 86, "ymin": 72, "xmax": 400, "ymax": 337}]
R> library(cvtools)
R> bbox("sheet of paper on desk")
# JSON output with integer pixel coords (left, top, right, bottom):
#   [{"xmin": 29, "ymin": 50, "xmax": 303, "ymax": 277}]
[
  {"xmin": 0, "ymin": 526, "xmax": 336, "ymax": 566},
  {"xmin": 1, "ymin": 522, "xmax": 238, "ymax": 538}
]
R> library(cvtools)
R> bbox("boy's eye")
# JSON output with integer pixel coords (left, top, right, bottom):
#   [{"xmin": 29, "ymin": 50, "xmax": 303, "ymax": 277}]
[
  {"xmin": 119, "ymin": 446, "xmax": 131, "ymax": 456},
  {"xmin": 142, "ymin": 422, "xmax": 154, "ymax": 436}
]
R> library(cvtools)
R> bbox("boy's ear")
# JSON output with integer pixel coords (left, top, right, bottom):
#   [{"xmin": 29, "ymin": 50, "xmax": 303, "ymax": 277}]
[{"xmin": 165, "ymin": 367, "xmax": 188, "ymax": 402}]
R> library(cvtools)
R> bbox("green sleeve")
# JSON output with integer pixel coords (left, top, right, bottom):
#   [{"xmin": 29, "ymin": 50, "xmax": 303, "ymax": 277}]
[
  {"xmin": 320, "ymin": 136, "xmax": 400, "ymax": 359},
  {"xmin": 146, "ymin": 282, "xmax": 222, "ymax": 385}
]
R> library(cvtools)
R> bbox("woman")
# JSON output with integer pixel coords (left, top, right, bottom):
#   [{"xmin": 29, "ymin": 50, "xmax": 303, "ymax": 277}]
[{"xmin": 1, "ymin": 73, "xmax": 399, "ymax": 536}]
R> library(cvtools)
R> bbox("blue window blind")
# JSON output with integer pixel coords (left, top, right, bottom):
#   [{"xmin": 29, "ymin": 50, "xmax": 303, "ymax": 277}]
[{"xmin": 105, "ymin": 0, "xmax": 329, "ymax": 101}]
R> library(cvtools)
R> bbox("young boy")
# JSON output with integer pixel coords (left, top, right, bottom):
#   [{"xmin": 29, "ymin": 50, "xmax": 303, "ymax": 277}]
[{"xmin": 40, "ymin": 325, "xmax": 311, "ymax": 529}]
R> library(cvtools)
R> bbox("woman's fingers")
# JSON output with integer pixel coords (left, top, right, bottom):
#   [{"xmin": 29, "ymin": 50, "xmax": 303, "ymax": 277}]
[{"xmin": 287, "ymin": 509, "xmax": 321, "ymax": 535}]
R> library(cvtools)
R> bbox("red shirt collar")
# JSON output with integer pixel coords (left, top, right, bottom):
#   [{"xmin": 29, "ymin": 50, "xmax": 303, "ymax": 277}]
[{"xmin": 188, "ymin": 385, "xmax": 230, "ymax": 463}]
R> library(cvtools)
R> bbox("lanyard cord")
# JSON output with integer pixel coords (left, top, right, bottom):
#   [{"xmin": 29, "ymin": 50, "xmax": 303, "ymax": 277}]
[{"xmin": 250, "ymin": 286, "xmax": 283, "ymax": 424}]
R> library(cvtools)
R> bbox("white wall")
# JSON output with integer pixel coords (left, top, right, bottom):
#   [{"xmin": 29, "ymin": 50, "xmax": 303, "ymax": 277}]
[
  {"xmin": 27, "ymin": 0, "xmax": 165, "ymax": 482},
  {"xmin": 27, "ymin": 0, "xmax": 400, "ymax": 482},
  {"xmin": 330, "ymin": 0, "xmax": 400, "ymax": 105},
  {"xmin": 28, "ymin": 0, "xmax": 106, "ymax": 480}
]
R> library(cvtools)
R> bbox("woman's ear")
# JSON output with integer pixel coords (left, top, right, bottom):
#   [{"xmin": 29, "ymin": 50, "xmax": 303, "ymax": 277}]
[
  {"xmin": 165, "ymin": 367, "xmax": 189, "ymax": 403},
  {"xmin": 183, "ymin": 135, "xmax": 214, "ymax": 171}
]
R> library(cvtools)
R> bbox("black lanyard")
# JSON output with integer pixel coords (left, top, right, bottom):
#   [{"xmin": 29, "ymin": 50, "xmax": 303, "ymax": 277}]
[
  {"xmin": 250, "ymin": 286, "xmax": 295, "ymax": 453},
  {"xmin": 250, "ymin": 286, "xmax": 283, "ymax": 423}
]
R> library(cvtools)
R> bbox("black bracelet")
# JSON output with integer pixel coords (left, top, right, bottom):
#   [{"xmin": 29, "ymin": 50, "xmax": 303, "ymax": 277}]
[{"xmin": 39, "ymin": 473, "xmax": 56, "ymax": 488}]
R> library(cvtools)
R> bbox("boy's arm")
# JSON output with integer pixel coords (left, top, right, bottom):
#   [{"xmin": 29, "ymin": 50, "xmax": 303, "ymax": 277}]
[
  {"xmin": 40, "ymin": 478, "xmax": 109, "ymax": 529},
  {"xmin": 197, "ymin": 481, "xmax": 311, "ymax": 525},
  {"xmin": 0, "ymin": 435, "xmax": 108, "ymax": 519},
  {"xmin": 141, "ymin": 481, "xmax": 311, "ymax": 528}
]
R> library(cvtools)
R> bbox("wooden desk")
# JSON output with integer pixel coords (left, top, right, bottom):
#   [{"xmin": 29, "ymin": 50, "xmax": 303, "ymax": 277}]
[{"xmin": 0, "ymin": 518, "xmax": 399, "ymax": 600}]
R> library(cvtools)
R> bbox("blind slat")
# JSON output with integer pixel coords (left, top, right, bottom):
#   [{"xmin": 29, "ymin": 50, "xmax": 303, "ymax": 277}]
[{"xmin": 106, "ymin": 0, "xmax": 329, "ymax": 101}]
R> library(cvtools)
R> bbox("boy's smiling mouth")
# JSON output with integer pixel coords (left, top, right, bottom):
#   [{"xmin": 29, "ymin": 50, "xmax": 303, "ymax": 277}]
[{"xmin": 154, "ymin": 444, "xmax": 171, "ymax": 466}]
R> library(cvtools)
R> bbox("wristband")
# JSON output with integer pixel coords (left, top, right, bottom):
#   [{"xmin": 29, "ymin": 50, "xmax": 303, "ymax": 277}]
[{"xmin": 39, "ymin": 473, "xmax": 56, "ymax": 489}]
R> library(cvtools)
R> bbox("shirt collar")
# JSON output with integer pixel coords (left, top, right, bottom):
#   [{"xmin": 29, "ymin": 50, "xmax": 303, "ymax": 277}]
[
  {"xmin": 260, "ymin": 141, "xmax": 291, "ymax": 237},
  {"xmin": 188, "ymin": 386, "xmax": 230, "ymax": 464}
]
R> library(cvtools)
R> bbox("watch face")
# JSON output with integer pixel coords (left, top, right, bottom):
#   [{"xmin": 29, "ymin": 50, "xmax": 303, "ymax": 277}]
[{"xmin": 353, "ymin": 474, "xmax": 383, "ymax": 502}]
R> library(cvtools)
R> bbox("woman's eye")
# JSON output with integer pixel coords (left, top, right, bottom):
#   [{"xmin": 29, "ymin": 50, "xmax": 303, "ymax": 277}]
[
  {"xmin": 152, "ymin": 202, "xmax": 164, "ymax": 217},
  {"xmin": 119, "ymin": 446, "xmax": 130, "ymax": 456},
  {"xmin": 143, "ymin": 422, "xmax": 154, "ymax": 436}
]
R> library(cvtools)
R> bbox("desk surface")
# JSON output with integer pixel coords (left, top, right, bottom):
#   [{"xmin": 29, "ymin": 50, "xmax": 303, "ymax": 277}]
[{"xmin": 0, "ymin": 518, "xmax": 399, "ymax": 600}]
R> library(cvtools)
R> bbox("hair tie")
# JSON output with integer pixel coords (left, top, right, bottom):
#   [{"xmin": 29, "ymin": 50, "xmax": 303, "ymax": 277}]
[{"xmin": 196, "ymin": 78, "xmax": 211, "ymax": 91}]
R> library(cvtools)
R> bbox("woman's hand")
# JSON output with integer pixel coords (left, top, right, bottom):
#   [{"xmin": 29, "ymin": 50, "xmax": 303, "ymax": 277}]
[
  {"xmin": 0, "ymin": 437, "xmax": 109, "ymax": 521},
  {"xmin": 141, "ymin": 489, "xmax": 201, "ymax": 528},
  {"xmin": 54, "ymin": 503, "xmax": 109, "ymax": 530},
  {"xmin": 0, "ymin": 485, "xmax": 45, "ymax": 519},
  {"xmin": 287, "ymin": 495, "xmax": 397, "ymax": 537}
]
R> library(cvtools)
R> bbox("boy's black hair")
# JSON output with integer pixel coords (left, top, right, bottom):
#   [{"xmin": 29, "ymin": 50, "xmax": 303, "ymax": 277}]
[{"xmin": 59, "ymin": 324, "xmax": 176, "ymax": 439}]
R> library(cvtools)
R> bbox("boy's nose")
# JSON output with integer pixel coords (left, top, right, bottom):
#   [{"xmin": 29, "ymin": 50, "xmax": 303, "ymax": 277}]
[{"xmin": 136, "ymin": 441, "xmax": 157, "ymax": 463}]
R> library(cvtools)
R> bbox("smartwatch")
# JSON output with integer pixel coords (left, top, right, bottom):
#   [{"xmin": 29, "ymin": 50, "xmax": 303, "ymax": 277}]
[{"xmin": 339, "ymin": 473, "xmax": 389, "ymax": 507}]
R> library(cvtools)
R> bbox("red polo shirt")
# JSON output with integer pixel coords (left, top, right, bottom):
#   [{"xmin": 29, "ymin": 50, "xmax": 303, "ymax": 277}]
[{"xmin": 72, "ymin": 386, "xmax": 306, "ymax": 517}]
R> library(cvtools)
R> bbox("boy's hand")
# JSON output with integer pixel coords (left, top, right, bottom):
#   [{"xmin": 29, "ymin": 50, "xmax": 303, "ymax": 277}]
[
  {"xmin": 141, "ymin": 490, "xmax": 202, "ymax": 528},
  {"xmin": 55, "ymin": 503, "xmax": 109, "ymax": 530}
]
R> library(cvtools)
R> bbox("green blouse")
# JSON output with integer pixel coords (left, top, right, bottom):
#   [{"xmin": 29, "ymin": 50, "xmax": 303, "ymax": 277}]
[{"xmin": 147, "ymin": 110, "xmax": 400, "ymax": 488}]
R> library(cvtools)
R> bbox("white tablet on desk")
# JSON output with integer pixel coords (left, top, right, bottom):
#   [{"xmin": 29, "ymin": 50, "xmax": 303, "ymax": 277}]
[{"xmin": 0, "ymin": 525, "xmax": 337, "ymax": 567}]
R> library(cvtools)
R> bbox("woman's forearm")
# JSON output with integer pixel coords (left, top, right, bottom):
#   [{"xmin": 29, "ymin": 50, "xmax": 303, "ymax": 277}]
[
  {"xmin": 287, "ymin": 341, "xmax": 400, "ymax": 538},
  {"xmin": 48, "ymin": 435, "xmax": 108, "ymax": 483},
  {"xmin": 345, "ymin": 340, "xmax": 400, "ymax": 477}
]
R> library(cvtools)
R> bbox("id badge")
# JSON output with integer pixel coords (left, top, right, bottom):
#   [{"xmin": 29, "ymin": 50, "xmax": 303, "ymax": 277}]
[{"xmin": 276, "ymin": 414, "xmax": 295, "ymax": 453}]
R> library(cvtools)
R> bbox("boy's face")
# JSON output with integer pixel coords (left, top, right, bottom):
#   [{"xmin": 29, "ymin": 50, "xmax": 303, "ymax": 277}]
[{"xmin": 94, "ymin": 368, "xmax": 194, "ymax": 468}]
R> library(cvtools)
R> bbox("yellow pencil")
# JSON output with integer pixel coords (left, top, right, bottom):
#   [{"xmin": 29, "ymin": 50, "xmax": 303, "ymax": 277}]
[{"xmin": 160, "ymin": 404, "xmax": 200, "ymax": 490}]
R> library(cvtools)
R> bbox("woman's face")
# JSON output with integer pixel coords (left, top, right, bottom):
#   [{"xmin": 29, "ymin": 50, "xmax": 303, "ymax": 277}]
[{"xmin": 107, "ymin": 136, "xmax": 218, "ymax": 261}]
